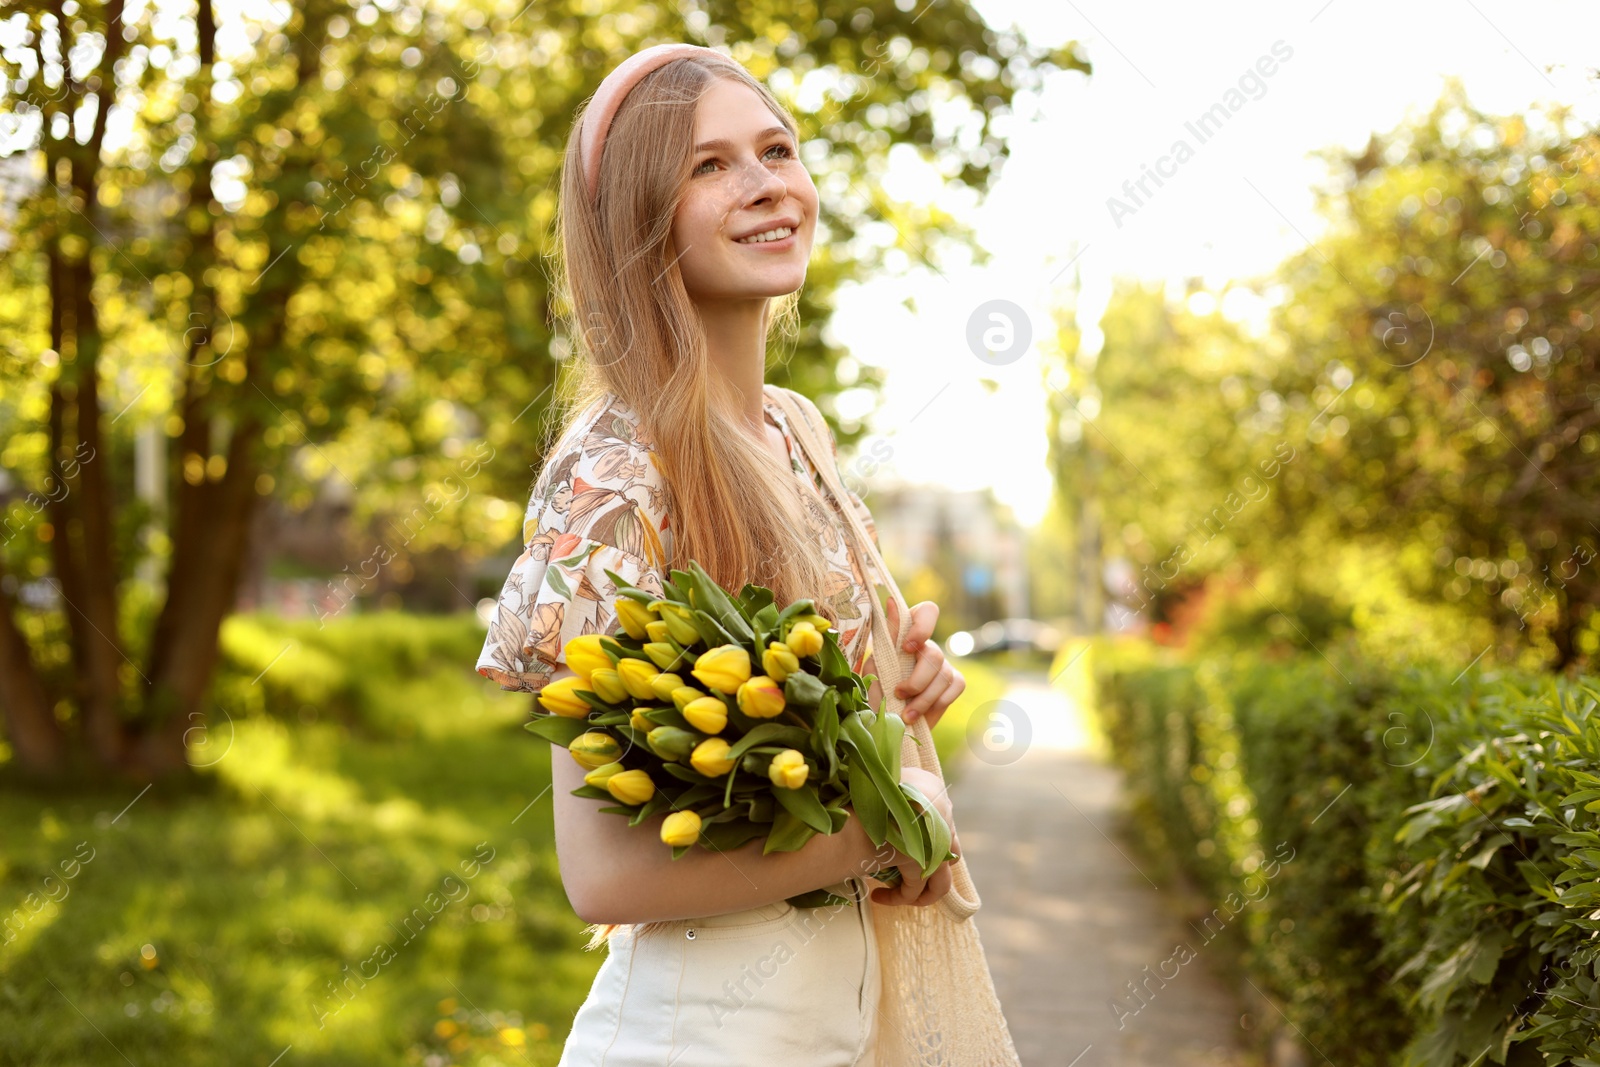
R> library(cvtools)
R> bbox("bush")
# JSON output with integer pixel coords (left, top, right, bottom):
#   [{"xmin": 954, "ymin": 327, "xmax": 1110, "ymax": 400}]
[
  {"xmin": 1083, "ymin": 639, "xmax": 1600, "ymax": 1065},
  {"xmin": 212, "ymin": 611, "xmax": 505, "ymax": 739}
]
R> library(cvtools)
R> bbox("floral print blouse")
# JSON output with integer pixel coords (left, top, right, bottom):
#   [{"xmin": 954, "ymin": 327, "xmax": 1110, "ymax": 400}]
[{"xmin": 475, "ymin": 383, "xmax": 883, "ymax": 695}]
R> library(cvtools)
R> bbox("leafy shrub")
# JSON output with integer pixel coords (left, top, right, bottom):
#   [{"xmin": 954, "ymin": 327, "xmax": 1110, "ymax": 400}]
[
  {"xmin": 1082, "ymin": 639, "xmax": 1600, "ymax": 1065},
  {"xmin": 212, "ymin": 611, "xmax": 514, "ymax": 738}
]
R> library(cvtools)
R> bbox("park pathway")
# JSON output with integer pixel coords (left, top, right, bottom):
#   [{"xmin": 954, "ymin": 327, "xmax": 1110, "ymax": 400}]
[{"xmin": 948, "ymin": 670, "xmax": 1258, "ymax": 1067}]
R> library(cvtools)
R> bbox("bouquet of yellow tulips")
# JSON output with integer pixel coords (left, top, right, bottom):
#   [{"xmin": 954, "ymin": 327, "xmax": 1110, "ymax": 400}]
[{"xmin": 525, "ymin": 561, "xmax": 956, "ymax": 909}]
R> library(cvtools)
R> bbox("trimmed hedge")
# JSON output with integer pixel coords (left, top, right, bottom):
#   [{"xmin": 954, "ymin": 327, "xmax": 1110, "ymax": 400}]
[{"xmin": 1080, "ymin": 639, "xmax": 1600, "ymax": 1065}]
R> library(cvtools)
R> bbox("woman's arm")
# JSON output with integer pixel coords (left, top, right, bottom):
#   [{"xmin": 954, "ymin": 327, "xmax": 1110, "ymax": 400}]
[{"xmin": 551, "ymin": 743, "xmax": 896, "ymax": 925}]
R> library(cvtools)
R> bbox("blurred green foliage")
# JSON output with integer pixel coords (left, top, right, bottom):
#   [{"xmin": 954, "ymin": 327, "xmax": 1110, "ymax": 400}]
[
  {"xmin": 1047, "ymin": 82, "xmax": 1600, "ymax": 672},
  {"xmin": 0, "ymin": 0, "xmax": 1090, "ymax": 777}
]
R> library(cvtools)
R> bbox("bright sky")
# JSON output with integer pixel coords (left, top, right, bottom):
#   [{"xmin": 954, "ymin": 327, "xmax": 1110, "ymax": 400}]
[{"xmin": 826, "ymin": 0, "xmax": 1600, "ymax": 528}]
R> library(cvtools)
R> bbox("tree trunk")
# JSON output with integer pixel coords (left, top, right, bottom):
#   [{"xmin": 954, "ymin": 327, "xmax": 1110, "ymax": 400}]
[
  {"xmin": 136, "ymin": 421, "xmax": 261, "ymax": 774},
  {"xmin": 0, "ymin": 574, "xmax": 65, "ymax": 775},
  {"xmin": 29, "ymin": 0, "xmax": 133, "ymax": 774}
]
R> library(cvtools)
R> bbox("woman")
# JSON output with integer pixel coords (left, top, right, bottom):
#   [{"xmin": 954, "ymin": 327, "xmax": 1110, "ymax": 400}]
[{"xmin": 475, "ymin": 43, "xmax": 967, "ymax": 1066}]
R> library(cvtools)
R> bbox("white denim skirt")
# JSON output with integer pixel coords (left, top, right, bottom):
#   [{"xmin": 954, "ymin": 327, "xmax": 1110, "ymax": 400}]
[{"xmin": 557, "ymin": 876, "xmax": 880, "ymax": 1067}]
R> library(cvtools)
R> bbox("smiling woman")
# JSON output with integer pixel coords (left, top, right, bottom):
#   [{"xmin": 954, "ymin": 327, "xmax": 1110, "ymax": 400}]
[
  {"xmin": 472, "ymin": 42, "xmax": 914, "ymax": 1067},
  {"xmin": 473, "ymin": 37, "xmax": 1012, "ymax": 1067}
]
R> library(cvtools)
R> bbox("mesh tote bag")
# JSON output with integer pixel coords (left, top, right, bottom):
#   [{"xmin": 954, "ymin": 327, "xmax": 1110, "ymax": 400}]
[{"xmin": 768, "ymin": 386, "xmax": 1024, "ymax": 1067}]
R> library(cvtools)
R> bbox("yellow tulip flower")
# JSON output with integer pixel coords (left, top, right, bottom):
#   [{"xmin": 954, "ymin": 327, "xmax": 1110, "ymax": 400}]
[
  {"xmin": 762, "ymin": 642, "xmax": 800, "ymax": 683},
  {"xmin": 649, "ymin": 672, "xmax": 686, "ymax": 702},
  {"xmin": 785, "ymin": 621, "xmax": 823, "ymax": 658},
  {"xmin": 661, "ymin": 809, "xmax": 702, "ymax": 847},
  {"xmin": 563, "ymin": 633, "xmax": 614, "ymax": 681},
  {"xmin": 651, "ymin": 601, "xmax": 704, "ymax": 647},
  {"xmin": 692, "ymin": 644, "xmax": 752, "ymax": 694},
  {"xmin": 736, "ymin": 675, "xmax": 786, "ymax": 719},
  {"xmin": 690, "ymin": 738, "xmax": 737, "ymax": 777},
  {"xmin": 767, "ymin": 748, "xmax": 810, "ymax": 789},
  {"xmin": 536, "ymin": 676, "xmax": 591, "ymax": 718},
  {"xmin": 582, "ymin": 761, "xmax": 625, "ymax": 789},
  {"xmin": 568, "ymin": 730, "xmax": 621, "ymax": 770},
  {"xmin": 682, "ymin": 696, "xmax": 729, "ymax": 735},
  {"xmin": 614, "ymin": 598, "xmax": 658, "ymax": 641},
  {"xmin": 605, "ymin": 769, "xmax": 656, "ymax": 805},
  {"xmin": 616, "ymin": 658, "xmax": 660, "ymax": 700},
  {"xmin": 587, "ymin": 668, "xmax": 629, "ymax": 705}
]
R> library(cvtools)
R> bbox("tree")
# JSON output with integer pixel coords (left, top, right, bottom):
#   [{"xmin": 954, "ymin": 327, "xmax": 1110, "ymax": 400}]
[
  {"xmin": 1045, "ymin": 82, "xmax": 1600, "ymax": 670},
  {"xmin": 1259, "ymin": 83, "xmax": 1600, "ymax": 668},
  {"xmin": 0, "ymin": 0, "xmax": 1090, "ymax": 779}
]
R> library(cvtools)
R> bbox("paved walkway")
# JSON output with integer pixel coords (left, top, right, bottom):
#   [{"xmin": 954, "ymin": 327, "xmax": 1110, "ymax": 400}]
[{"xmin": 949, "ymin": 671, "xmax": 1258, "ymax": 1067}]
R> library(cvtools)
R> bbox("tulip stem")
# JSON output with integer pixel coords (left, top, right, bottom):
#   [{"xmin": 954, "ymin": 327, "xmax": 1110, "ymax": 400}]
[{"xmin": 782, "ymin": 708, "xmax": 810, "ymax": 730}]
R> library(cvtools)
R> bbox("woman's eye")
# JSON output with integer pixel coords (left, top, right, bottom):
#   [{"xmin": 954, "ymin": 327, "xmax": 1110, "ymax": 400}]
[{"xmin": 692, "ymin": 143, "xmax": 793, "ymax": 176}]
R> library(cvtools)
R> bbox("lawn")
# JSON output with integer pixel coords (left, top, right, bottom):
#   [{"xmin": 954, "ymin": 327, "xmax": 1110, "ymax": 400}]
[{"xmin": 0, "ymin": 611, "xmax": 1005, "ymax": 1066}]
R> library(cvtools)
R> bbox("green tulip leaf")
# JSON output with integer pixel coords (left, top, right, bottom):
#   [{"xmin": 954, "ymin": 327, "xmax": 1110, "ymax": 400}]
[
  {"xmin": 775, "ymin": 598, "xmax": 814, "ymax": 625},
  {"xmin": 839, "ymin": 718, "xmax": 926, "ymax": 866},
  {"xmin": 738, "ymin": 583, "xmax": 776, "ymax": 617},
  {"xmin": 629, "ymin": 793, "xmax": 668, "ymax": 826},
  {"xmin": 725, "ymin": 723, "xmax": 811, "ymax": 762},
  {"xmin": 786, "ymin": 887, "xmax": 853, "ymax": 909},
  {"xmin": 671, "ymin": 844, "xmax": 693, "ymax": 859},
  {"xmin": 774, "ymin": 782, "xmax": 833, "ymax": 834},
  {"xmin": 673, "ymin": 784, "xmax": 727, "ymax": 809},
  {"xmin": 845, "ymin": 754, "xmax": 889, "ymax": 844},
  {"xmin": 689, "ymin": 608, "xmax": 740, "ymax": 650},
  {"xmin": 700, "ymin": 818, "xmax": 767, "ymax": 853},
  {"xmin": 661, "ymin": 762, "xmax": 716, "ymax": 784},
  {"xmin": 599, "ymin": 637, "xmax": 654, "ymax": 662},
  {"xmin": 571, "ymin": 784, "xmax": 614, "ymax": 801},
  {"xmin": 784, "ymin": 669, "xmax": 828, "ymax": 710},
  {"xmin": 524, "ymin": 716, "xmax": 592, "ymax": 747},
  {"xmin": 818, "ymin": 631, "xmax": 853, "ymax": 685},
  {"xmin": 640, "ymin": 706, "xmax": 695, "ymax": 731},
  {"xmin": 902, "ymin": 781, "xmax": 953, "ymax": 880},
  {"xmin": 812, "ymin": 689, "xmax": 840, "ymax": 780},
  {"xmin": 685, "ymin": 561, "xmax": 757, "ymax": 645},
  {"xmin": 872, "ymin": 709, "xmax": 906, "ymax": 777},
  {"xmin": 602, "ymin": 569, "xmax": 657, "ymax": 604},
  {"xmin": 763, "ymin": 807, "xmax": 818, "ymax": 854}
]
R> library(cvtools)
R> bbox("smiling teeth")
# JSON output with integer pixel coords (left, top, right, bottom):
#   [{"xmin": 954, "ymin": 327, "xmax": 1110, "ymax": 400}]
[{"xmin": 736, "ymin": 226, "xmax": 793, "ymax": 244}]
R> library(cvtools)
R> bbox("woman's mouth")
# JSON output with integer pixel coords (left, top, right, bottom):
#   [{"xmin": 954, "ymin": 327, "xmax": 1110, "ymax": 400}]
[{"xmin": 733, "ymin": 225, "xmax": 795, "ymax": 248}]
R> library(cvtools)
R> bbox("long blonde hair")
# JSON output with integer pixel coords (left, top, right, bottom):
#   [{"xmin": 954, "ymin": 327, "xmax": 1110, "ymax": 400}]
[{"xmin": 546, "ymin": 53, "xmax": 839, "ymax": 950}]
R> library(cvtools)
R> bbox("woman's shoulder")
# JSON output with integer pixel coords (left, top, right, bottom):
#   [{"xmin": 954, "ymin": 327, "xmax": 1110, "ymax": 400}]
[
  {"xmin": 524, "ymin": 390, "xmax": 670, "ymax": 568},
  {"xmin": 475, "ymin": 392, "xmax": 670, "ymax": 694},
  {"xmin": 762, "ymin": 383, "xmax": 829, "ymax": 443}
]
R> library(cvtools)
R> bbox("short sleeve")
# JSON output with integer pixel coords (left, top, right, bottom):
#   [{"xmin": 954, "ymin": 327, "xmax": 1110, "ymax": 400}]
[{"xmin": 475, "ymin": 397, "xmax": 671, "ymax": 694}]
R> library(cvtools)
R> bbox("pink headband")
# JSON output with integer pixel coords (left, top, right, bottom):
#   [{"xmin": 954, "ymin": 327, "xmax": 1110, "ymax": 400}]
[{"xmin": 579, "ymin": 43, "xmax": 728, "ymax": 202}]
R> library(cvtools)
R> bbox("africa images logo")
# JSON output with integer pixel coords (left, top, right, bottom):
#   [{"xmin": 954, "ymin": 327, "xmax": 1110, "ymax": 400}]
[{"xmin": 1107, "ymin": 40, "xmax": 1295, "ymax": 228}]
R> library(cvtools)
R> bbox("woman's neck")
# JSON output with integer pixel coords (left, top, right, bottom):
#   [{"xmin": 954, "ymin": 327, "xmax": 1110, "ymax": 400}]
[{"xmin": 698, "ymin": 297, "xmax": 770, "ymax": 434}]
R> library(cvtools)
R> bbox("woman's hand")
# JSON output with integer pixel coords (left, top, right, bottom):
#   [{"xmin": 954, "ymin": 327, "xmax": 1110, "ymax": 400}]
[
  {"xmin": 868, "ymin": 766, "xmax": 962, "ymax": 908},
  {"xmin": 883, "ymin": 599, "xmax": 967, "ymax": 729}
]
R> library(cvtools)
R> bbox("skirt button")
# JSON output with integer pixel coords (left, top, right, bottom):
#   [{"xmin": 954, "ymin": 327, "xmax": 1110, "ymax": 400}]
[{"xmin": 685, "ymin": 928, "xmax": 696, "ymax": 939}]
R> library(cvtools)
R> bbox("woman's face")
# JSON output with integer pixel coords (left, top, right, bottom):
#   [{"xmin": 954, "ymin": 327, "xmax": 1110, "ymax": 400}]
[{"xmin": 670, "ymin": 78, "xmax": 817, "ymax": 305}]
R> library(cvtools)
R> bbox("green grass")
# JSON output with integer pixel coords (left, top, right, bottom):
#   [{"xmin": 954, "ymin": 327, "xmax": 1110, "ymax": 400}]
[
  {"xmin": 0, "ymin": 613, "xmax": 1021, "ymax": 1066},
  {"xmin": 1, "ymin": 612, "xmax": 594, "ymax": 1067},
  {"xmin": 929, "ymin": 654, "xmax": 1011, "ymax": 782}
]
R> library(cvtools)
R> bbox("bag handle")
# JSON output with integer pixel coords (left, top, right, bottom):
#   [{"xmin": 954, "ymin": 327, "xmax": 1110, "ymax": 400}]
[{"xmin": 767, "ymin": 385, "xmax": 982, "ymax": 920}]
